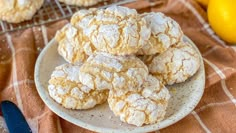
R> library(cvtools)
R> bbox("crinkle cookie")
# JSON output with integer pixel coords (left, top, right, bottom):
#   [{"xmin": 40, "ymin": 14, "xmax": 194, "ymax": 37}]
[
  {"xmin": 56, "ymin": 24, "xmax": 91, "ymax": 64},
  {"xmin": 48, "ymin": 63, "xmax": 108, "ymax": 109},
  {"xmin": 79, "ymin": 53, "xmax": 149, "ymax": 96},
  {"xmin": 108, "ymin": 75, "xmax": 170, "ymax": 126},
  {"xmin": 0, "ymin": 0, "xmax": 44, "ymax": 23},
  {"xmin": 71, "ymin": 6, "xmax": 151, "ymax": 55},
  {"xmin": 59, "ymin": 0, "xmax": 100, "ymax": 7},
  {"xmin": 137, "ymin": 12, "xmax": 183, "ymax": 55},
  {"xmin": 149, "ymin": 41, "xmax": 200, "ymax": 85}
]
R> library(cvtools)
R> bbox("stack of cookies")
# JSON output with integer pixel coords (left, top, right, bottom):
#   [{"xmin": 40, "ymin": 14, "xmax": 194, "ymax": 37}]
[{"xmin": 48, "ymin": 6, "xmax": 200, "ymax": 127}]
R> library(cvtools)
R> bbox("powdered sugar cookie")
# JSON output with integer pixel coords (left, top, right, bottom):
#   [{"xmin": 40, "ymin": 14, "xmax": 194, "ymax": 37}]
[
  {"xmin": 56, "ymin": 24, "xmax": 91, "ymax": 64},
  {"xmin": 108, "ymin": 75, "xmax": 170, "ymax": 126},
  {"xmin": 0, "ymin": 0, "xmax": 44, "ymax": 23},
  {"xmin": 79, "ymin": 53, "xmax": 149, "ymax": 96},
  {"xmin": 71, "ymin": 6, "xmax": 151, "ymax": 55},
  {"xmin": 149, "ymin": 41, "xmax": 200, "ymax": 85},
  {"xmin": 59, "ymin": 0, "xmax": 100, "ymax": 7},
  {"xmin": 137, "ymin": 12, "xmax": 183, "ymax": 55},
  {"xmin": 48, "ymin": 63, "xmax": 108, "ymax": 109}
]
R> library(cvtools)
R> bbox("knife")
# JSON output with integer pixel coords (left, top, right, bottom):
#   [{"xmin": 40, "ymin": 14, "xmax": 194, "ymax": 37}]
[{"xmin": 1, "ymin": 100, "xmax": 32, "ymax": 133}]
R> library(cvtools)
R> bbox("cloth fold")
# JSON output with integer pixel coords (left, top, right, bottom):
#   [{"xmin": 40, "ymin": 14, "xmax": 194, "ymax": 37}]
[{"xmin": 0, "ymin": 0, "xmax": 235, "ymax": 132}]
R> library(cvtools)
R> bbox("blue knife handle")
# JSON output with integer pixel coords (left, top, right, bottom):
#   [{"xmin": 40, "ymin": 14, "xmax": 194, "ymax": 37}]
[{"xmin": 1, "ymin": 100, "xmax": 32, "ymax": 133}]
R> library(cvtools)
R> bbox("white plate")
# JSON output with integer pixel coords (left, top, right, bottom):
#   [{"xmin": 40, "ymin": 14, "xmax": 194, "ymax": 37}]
[{"xmin": 35, "ymin": 36, "xmax": 205, "ymax": 133}]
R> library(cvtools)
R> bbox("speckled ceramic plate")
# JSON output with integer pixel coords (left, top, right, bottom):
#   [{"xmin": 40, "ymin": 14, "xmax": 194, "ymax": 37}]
[{"xmin": 35, "ymin": 36, "xmax": 205, "ymax": 133}]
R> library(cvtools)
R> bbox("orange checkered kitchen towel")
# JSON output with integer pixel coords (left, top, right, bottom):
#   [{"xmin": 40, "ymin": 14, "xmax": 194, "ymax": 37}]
[{"xmin": 0, "ymin": 0, "xmax": 236, "ymax": 132}]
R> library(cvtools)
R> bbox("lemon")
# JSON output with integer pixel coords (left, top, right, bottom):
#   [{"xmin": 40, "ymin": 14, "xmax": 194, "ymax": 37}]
[{"xmin": 208, "ymin": 0, "xmax": 236, "ymax": 44}]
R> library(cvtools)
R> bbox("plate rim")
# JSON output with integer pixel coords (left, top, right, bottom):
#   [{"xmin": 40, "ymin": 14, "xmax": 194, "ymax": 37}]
[{"xmin": 34, "ymin": 35, "xmax": 205, "ymax": 133}]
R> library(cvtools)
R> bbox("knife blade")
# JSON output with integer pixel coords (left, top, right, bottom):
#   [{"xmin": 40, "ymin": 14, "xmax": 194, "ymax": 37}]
[{"xmin": 1, "ymin": 100, "xmax": 32, "ymax": 133}]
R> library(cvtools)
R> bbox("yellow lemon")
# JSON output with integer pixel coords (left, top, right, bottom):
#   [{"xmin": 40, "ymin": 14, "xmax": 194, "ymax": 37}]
[{"xmin": 208, "ymin": 0, "xmax": 236, "ymax": 44}]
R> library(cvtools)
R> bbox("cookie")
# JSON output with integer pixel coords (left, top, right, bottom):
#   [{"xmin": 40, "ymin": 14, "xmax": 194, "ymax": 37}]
[
  {"xmin": 59, "ymin": 0, "xmax": 100, "ymax": 7},
  {"xmin": 71, "ymin": 6, "xmax": 151, "ymax": 55},
  {"xmin": 148, "ymin": 41, "xmax": 200, "ymax": 85},
  {"xmin": 0, "ymin": 0, "xmax": 44, "ymax": 23},
  {"xmin": 137, "ymin": 12, "xmax": 183, "ymax": 55},
  {"xmin": 56, "ymin": 24, "xmax": 91, "ymax": 64},
  {"xmin": 108, "ymin": 75, "xmax": 170, "ymax": 126},
  {"xmin": 48, "ymin": 63, "xmax": 108, "ymax": 109},
  {"xmin": 79, "ymin": 52, "xmax": 149, "ymax": 96}
]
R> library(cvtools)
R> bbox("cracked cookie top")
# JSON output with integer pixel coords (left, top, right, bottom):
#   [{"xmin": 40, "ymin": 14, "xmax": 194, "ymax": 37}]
[
  {"xmin": 59, "ymin": 0, "xmax": 100, "ymax": 7},
  {"xmin": 0, "ymin": 0, "xmax": 44, "ymax": 23},
  {"xmin": 79, "ymin": 52, "xmax": 149, "ymax": 95},
  {"xmin": 56, "ymin": 24, "xmax": 90, "ymax": 64},
  {"xmin": 48, "ymin": 63, "xmax": 108, "ymax": 109},
  {"xmin": 71, "ymin": 6, "xmax": 151, "ymax": 55},
  {"xmin": 148, "ymin": 41, "xmax": 200, "ymax": 85},
  {"xmin": 137, "ymin": 12, "xmax": 183, "ymax": 55},
  {"xmin": 108, "ymin": 75, "xmax": 170, "ymax": 126}
]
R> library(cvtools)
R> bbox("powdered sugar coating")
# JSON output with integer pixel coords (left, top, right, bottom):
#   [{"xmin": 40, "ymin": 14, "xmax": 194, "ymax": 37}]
[
  {"xmin": 108, "ymin": 75, "xmax": 170, "ymax": 126},
  {"xmin": 48, "ymin": 63, "xmax": 108, "ymax": 109},
  {"xmin": 79, "ymin": 53, "xmax": 149, "ymax": 95},
  {"xmin": 137, "ymin": 12, "xmax": 183, "ymax": 55},
  {"xmin": 0, "ymin": 0, "xmax": 44, "ymax": 23},
  {"xmin": 59, "ymin": 0, "xmax": 100, "ymax": 7},
  {"xmin": 149, "ymin": 41, "xmax": 200, "ymax": 85},
  {"xmin": 71, "ymin": 6, "xmax": 151, "ymax": 55},
  {"xmin": 56, "ymin": 24, "xmax": 90, "ymax": 64}
]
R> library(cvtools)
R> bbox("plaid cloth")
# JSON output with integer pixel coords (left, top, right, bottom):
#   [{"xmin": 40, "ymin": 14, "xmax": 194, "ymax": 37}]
[{"xmin": 0, "ymin": 0, "xmax": 236, "ymax": 132}]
